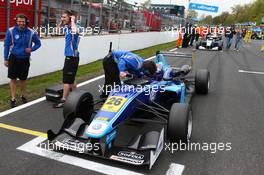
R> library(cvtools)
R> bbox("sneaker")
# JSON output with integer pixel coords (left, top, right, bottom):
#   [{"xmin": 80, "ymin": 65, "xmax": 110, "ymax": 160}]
[
  {"xmin": 53, "ymin": 99, "xmax": 66, "ymax": 108},
  {"xmin": 21, "ymin": 96, "xmax": 28, "ymax": 104},
  {"xmin": 10, "ymin": 99, "xmax": 16, "ymax": 108}
]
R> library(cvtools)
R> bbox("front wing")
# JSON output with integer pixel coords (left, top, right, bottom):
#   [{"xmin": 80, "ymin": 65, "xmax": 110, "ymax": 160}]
[{"xmin": 47, "ymin": 119, "xmax": 164, "ymax": 170}]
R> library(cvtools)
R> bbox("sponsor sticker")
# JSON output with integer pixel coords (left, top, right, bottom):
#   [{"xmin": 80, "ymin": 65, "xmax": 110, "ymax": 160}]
[
  {"xmin": 1, "ymin": 0, "xmax": 33, "ymax": 6},
  {"xmin": 206, "ymin": 40, "xmax": 213, "ymax": 46},
  {"xmin": 92, "ymin": 123, "xmax": 102, "ymax": 130},
  {"xmin": 95, "ymin": 116, "xmax": 111, "ymax": 122},
  {"xmin": 101, "ymin": 96, "xmax": 127, "ymax": 112},
  {"xmin": 15, "ymin": 34, "xmax": 20, "ymax": 40},
  {"xmin": 110, "ymin": 151, "xmax": 144, "ymax": 165},
  {"xmin": 87, "ymin": 122, "xmax": 108, "ymax": 135}
]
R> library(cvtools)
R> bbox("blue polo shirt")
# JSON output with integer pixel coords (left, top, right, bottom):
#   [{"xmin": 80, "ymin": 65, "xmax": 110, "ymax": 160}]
[
  {"xmin": 112, "ymin": 51, "xmax": 144, "ymax": 76},
  {"xmin": 64, "ymin": 26, "xmax": 81, "ymax": 57}
]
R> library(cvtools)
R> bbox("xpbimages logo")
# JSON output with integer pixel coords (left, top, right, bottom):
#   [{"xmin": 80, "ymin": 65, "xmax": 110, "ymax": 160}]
[
  {"xmin": 1, "ymin": 0, "xmax": 33, "ymax": 6},
  {"xmin": 165, "ymin": 141, "xmax": 232, "ymax": 154}
]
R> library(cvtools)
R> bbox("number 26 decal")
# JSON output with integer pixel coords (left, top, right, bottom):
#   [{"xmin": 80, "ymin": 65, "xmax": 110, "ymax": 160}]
[{"xmin": 101, "ymin": 96, "xmax": 127, "ymax": 112}]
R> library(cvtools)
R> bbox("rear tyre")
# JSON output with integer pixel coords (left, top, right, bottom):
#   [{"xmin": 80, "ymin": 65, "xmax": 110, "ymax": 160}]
[
  {"xmin": 167, "ymin": 103, "xmax": 192, "ymax": 143},
  {"xmin": 195, "ymin": 69, "xmax": 210, "ymax": 94},
  {"xmin": 63, "ymin": 90, "xmax": 94, "ymax": 123}
]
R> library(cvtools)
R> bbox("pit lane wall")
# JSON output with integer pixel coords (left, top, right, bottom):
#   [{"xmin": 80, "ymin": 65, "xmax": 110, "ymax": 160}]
[{"xmin": 0, "ymin": 31, "xmax": 178, "ymax": 85}]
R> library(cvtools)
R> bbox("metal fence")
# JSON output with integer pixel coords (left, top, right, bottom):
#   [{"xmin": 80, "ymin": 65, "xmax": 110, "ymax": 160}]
[
  {"xmin": 40, "ymin": 0, "xmax": 144, "ymax": 35},
  {"xmin": 1, "ymin": 0, "xmax": 186, "ymax": 38}
]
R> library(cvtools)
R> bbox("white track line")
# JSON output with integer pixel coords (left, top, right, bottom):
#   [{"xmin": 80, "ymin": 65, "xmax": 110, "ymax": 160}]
[
  {"xmin": 0, "ymin": 97, "xmax": 46, "ymax": 118},
  {"xmin": 0, "ymin": 48, "xmax": 177, "ymax": 118},
  {"xmin": 238, "ymin": 69, "xmax": 264, "ymax": 75},
  {"xmin": 166, "ymin": 163, "xmax": 185, "ymax": 175},
  {"xmin": 77, "ymin": 75, "xmax": 105, "ymax": 87},
  {"xmin": 17, "ymin": 137, "xmax": 144, "ymax": 175}
]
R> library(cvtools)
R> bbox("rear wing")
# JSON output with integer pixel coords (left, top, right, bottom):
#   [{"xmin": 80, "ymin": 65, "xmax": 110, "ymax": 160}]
[
  {"xmin": 157, "ymin": 51, "xmax": 196, "ymax": 71},
  {"xmin": 159, "ymin": 51, "xmax": 193, "ymax": 58}
]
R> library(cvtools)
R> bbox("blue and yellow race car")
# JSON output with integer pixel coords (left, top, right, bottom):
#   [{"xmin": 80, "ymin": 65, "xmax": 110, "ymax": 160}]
[{"xmin": 47, "ymin": 51, "xmax": 210, "ymax": 169}]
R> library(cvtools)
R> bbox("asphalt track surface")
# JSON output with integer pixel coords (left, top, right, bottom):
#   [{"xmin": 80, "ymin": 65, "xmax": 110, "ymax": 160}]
[{"xmin": 0, "ymin": 40, "xmax": 264, "ymax": 175}]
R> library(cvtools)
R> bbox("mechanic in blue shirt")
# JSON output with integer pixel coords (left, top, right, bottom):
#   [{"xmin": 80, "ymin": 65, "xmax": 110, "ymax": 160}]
[
  {"xmin": 101, "ymin": 50, "xmax": 157, "ymax": 97},
  {"xmin": 3, "ymin": 13, "xmax": 41, "ymax": 108},
  {"xmin": 54, "ymin": 10, "xmax": 82, "ymax": 108}
]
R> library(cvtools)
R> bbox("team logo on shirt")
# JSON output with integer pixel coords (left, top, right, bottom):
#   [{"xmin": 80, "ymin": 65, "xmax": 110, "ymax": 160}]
[{"xmin": 15, "ymin": 34, "xmax": 20, "ymax": 40}]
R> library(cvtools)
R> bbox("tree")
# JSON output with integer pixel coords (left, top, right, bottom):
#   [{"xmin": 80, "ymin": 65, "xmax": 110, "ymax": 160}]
[
  {"xmin": 186, "ymin": 9, "xmax": 198, "ymax": 19},
  {"xmin": 200, "ymin": 0, "xmax": 264, "ymax": 25},
  {"xmin": 200, "ymin": 15, "xmax": 213, "ymax": 25},
  {"xmin": 211, "ymin": 12, "xmax": 230, "ymax": 25}
]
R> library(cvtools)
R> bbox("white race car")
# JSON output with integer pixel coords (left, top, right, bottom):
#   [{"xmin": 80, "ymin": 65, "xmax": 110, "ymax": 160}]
[{"xmin": 196, "ymin": 34, "xmax": 223, "ymax": 51}]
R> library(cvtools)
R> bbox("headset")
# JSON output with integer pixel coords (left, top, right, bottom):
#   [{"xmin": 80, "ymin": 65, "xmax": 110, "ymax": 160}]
[{"xmin": 14, "ymin": 13, "xmax": 29, "ymax": 26}]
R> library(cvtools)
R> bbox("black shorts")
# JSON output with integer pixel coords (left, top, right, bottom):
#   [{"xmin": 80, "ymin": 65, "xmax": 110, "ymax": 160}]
[
  {"xmin": 63, "ymin": 56, "xmax": 79, "ymax": 84},
  {"xmin": 8, "ymin": 54, "xmax": 30, "ymax": 80}
]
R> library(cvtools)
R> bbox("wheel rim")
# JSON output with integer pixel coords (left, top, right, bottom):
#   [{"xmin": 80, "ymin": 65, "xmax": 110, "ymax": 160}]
[
  {"xmin": 207, "ymin": 75, "xmax": 210, "ymax": 90},
  {"xmin": 187, "ymin": 110, "xmax": 193, "ymax": 142}
]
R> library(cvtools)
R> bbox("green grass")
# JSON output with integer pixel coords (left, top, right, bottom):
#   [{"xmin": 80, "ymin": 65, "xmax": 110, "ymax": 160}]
[{"xmin": 0, "ymin": 40, "xmax": 176, "ymax": 112}]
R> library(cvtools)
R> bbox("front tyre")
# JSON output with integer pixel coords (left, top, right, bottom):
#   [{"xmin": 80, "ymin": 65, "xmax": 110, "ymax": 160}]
[
  {"xmin": 167, "ymin": 103, "xmax": 192, "ymax": 143},
  {"xmin": 63, "ymin": 90, "xmax": 94, "ymax": 123}
]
